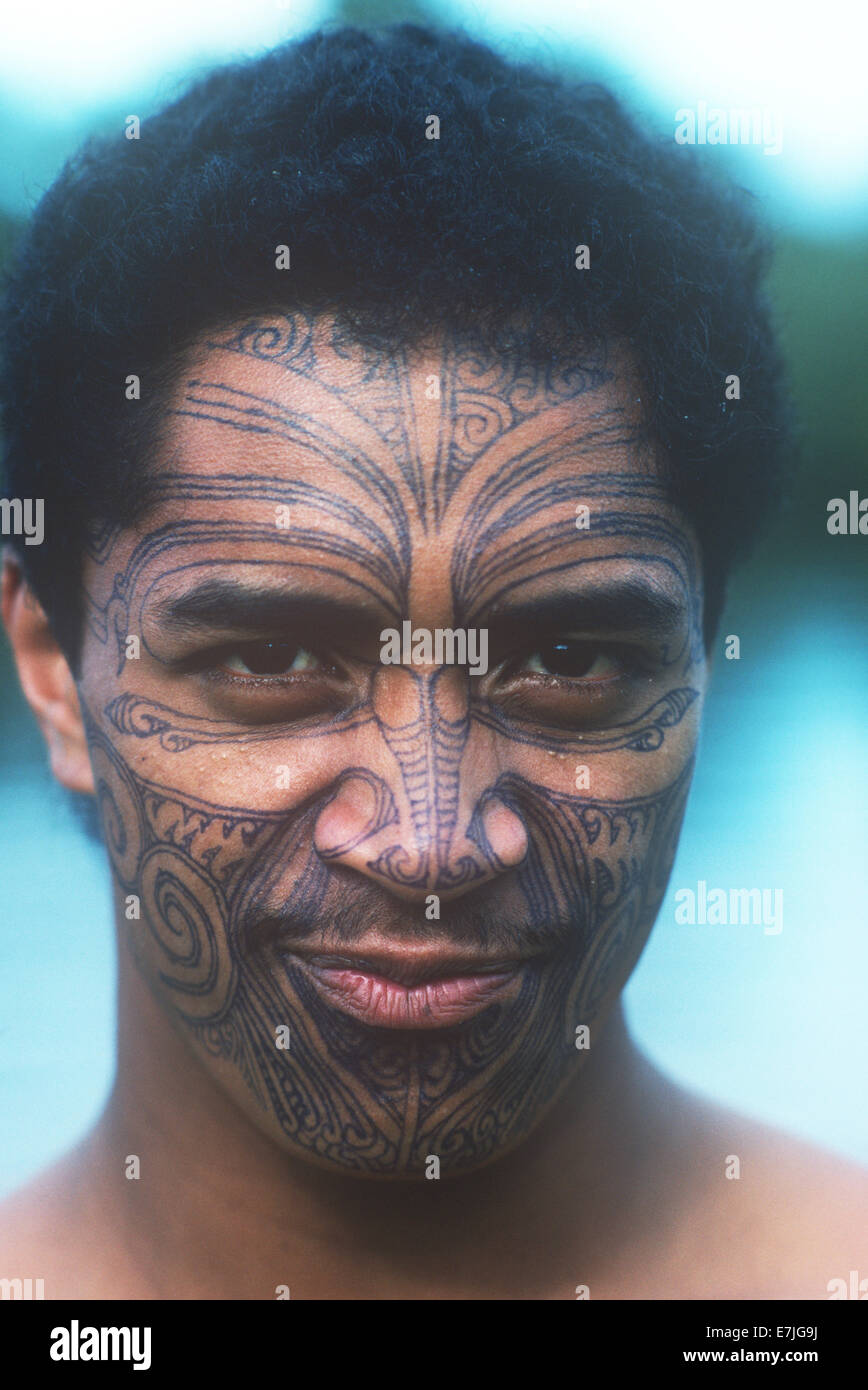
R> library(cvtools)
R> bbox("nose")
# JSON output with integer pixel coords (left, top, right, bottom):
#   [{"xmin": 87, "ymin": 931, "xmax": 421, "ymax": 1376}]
[{"xmin": 313, "ymin": 665, "xmax": 528, "ymax": 900}]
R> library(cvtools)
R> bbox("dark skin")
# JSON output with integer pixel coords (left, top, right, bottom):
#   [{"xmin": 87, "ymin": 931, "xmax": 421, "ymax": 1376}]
[{"xmin": 1, "ymin": 314, "xmax": 866, "ymax": 1298}]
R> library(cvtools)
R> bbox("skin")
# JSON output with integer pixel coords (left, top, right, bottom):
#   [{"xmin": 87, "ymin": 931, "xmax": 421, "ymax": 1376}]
[{"xmin": 1, "ymin": 312, "xmax": 866, "ymax": 1299}]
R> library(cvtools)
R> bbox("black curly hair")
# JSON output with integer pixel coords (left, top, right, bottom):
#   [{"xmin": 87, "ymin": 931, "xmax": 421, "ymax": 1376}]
[{"xmin": 0, "ymin": 23, "xmax": 789, "ymax": 666}]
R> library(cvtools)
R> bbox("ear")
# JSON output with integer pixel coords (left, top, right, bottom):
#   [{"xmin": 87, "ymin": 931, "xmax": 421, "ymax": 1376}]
[{"xmin": 1, "ymin": 552, "xmax": 94, "ymax": 795}]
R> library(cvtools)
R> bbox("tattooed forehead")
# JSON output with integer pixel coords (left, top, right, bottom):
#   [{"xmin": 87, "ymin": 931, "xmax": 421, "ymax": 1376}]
[
  {"xmin": 85, "ymin": 313, "xmax": 700, "ymax": 636},
  {"xmin": 166, "ymin": 310, "xmax": 644, "ymax": 514}
]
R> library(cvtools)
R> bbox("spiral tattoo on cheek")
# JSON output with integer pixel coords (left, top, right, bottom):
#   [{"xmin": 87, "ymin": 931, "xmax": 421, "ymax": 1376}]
[{"xmin": 80, "ymin": 314, "xmax": 704, "ymax": 1175}]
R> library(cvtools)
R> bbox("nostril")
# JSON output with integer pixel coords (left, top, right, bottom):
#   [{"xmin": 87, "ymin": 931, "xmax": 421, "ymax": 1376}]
[
  {"xmin": 313, "ymin": 771, "xmax": 395, "ymax": 860},
  {"xmin": 314, "ymin": 795, "xmax": 368, "ymax": 859},
  {"xmin": 480, "ymin": 799, "xmax": 528, "ymax": 869}
]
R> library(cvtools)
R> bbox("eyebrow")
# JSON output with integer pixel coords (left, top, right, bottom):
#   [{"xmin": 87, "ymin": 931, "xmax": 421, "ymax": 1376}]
[
  {"xmin": 153, "ymin": 576, "xmax": 686, "ymax": 640},
  {"xmin": 152, "ymin": 581, "xmax": 384, "ymax": 634},
  {"xmin": 483, "ymin": 579, "xmax": 687, "ymax": 636}
]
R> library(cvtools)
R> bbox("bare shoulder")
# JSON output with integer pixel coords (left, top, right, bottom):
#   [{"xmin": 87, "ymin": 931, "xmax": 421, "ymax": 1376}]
[
  {"xmin": 0, "ymin": 1155, "xmax": 81, "ymax": 1292},
  {"xmin": 700, "ymin": 1092, "xmax": 868, "ymax": 1215},
  {"xmin": 0, "ymin": 1143, "xmax": 132, "ymax": 1300},
  {"xmin": 663, "ymin": 1083, "xmax": 868, "ymax": 1299}
]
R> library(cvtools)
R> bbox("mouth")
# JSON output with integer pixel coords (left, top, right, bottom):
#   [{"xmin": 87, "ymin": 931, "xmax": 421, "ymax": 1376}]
[{"xmin": 278, "ymin": 945, "xmax": 532, "ymax": 1029}]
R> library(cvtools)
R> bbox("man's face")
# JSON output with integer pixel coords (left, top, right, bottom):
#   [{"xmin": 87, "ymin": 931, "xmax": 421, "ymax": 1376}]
[{"xmin": 77, "ymin": 313, "xmax": 706, "ymax": 1176}]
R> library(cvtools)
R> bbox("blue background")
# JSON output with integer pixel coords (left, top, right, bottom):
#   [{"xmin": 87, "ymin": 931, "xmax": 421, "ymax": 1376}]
[{"xmin": 1, "ymin": 0, "xmax": 866, "ymax": 1194}]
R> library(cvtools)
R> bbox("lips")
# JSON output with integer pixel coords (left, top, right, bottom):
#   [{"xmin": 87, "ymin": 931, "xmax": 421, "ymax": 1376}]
[{"xmin": 283, "ymin": 948, "xmax": 527, "ymax": 1029}]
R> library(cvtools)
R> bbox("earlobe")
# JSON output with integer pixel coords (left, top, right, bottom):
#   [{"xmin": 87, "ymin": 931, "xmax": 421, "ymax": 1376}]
[{"xmin": 1, "ymin": 554, "xmax": 94, "ymax": 795}]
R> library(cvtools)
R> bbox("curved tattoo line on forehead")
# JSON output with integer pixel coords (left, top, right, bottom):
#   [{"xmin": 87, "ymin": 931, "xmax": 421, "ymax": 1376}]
[
  {"xmin": 80, "ymin": 315, "xmax": 703, "ymax": 665},
  {"xmin": 146, "ymin": 473, "xmax": 409, "ymax": 585},
  {"xmin": 176, "ymin": 379, "xmax": 414, "ymax": 543},
  {"xmin": 194, "ymin": 315, "xmax": 617, "ymax": 524}
]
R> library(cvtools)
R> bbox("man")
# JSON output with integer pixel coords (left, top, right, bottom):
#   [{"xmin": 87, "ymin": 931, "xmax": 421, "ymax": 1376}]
[{"xmin": 1, "ymin": 24, "xmax": 865, "ymax": 1300}]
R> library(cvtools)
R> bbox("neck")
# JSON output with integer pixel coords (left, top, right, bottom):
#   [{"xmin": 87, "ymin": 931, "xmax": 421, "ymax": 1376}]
[{"xmin": 86, "ymin": 965, "xmax": 682, "ymax": 1298}]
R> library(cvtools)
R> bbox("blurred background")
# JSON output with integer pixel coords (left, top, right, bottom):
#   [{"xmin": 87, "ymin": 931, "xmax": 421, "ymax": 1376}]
[{"xmin": 1, "ymin": 0, "xmax": 866, "ymax": 1194}]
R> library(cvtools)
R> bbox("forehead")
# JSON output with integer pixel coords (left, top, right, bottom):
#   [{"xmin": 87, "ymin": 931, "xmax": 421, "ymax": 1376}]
[
  {"xmin": 96, "ymin": 314, "xmax": 700, "ymax": 627},
  {"xmin": 165, "ymin": 314, "xmax": 651, "ymax": 511}
]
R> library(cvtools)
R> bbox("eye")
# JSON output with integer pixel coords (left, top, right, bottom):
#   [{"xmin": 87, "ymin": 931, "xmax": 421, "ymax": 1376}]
[
  {"xmin": 521, "ymin": 640, "xmax": 621, "ymax": 680},
  {"xmin": 219, "ymin": 640, "xmax": 321, "ymax": 677}
]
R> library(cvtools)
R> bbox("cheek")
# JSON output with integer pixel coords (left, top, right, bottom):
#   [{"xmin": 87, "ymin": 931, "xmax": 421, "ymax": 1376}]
[
  {"xmin": 508, "ymin": 743, "xmax": 684, "ymax": 804},
  {"xmin": 501, "ymin": 752, "xmax": 694, "ymax": 1016},
  {"xmin": 115, "ymin": 736, "xmax": 359, "ymax": 814}
]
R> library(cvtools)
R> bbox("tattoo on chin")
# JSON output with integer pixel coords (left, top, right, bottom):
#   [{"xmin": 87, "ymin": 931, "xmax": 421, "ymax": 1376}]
[{"xmin": 81, "ymin": 314, "xmax": 703, "ymax": 1174}]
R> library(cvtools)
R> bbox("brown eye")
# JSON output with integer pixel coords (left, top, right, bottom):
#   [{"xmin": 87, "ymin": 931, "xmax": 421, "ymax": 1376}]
[
  {"xmin": 524, "ymin": 641, "xmax": 619, "ymax": 679},
  {"xmin": 221, "ymin": 641, "xmax": 320, "ymax": 676}
]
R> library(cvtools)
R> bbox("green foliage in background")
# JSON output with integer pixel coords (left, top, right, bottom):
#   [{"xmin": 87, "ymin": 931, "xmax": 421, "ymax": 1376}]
[{"xmin": 768, "ymin": 238, "xmax": 868, "ymax": 556}]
